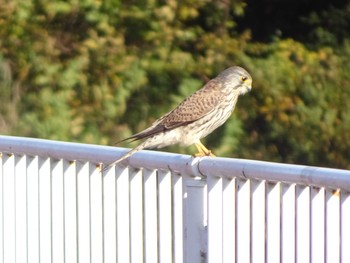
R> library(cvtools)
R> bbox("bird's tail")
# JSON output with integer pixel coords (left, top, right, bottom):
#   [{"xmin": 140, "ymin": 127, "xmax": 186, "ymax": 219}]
[{"xmin": 101, "ymin": 140, "xmax": 149, "ymax": 172}]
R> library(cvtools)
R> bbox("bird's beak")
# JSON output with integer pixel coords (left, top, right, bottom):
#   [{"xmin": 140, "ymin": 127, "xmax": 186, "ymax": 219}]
[
  {"xmin": 240, "ymin": 83, "xmax": 252, "ymax": 95},
  {"xmin": 247, "ymin": 79, "xmax": 253, "ymax": 91},
  {"xmin": 238, "ymin": 84, "xmax": 251, "ymax": 96},
  {"xmin": 245, "ymin": 83, "xmax": 252, "ymax": 92}
]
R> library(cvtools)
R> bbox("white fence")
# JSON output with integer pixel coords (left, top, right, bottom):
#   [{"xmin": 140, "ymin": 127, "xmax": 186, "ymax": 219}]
[{"xmin": 1, "ymin": 135, "xmax": 350, "ymax": 263}]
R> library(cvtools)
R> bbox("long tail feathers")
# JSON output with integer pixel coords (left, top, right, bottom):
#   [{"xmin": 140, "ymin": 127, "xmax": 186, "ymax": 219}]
[{"xmin": 101, "ymin": 140, "xmax": 148, "ymax": 172}]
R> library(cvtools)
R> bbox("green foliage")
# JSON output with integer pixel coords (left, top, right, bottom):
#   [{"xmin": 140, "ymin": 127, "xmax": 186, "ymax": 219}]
[
  {"xmin": 241, "ymin": 39, "xmax": 350, "ymax": 168},
  {"xmin": 302, "ymin": 3, "xmax": 350, "ymax": 46},
  {"xmin": 0, "ymin": 0, "xmax": 349, "ymax": 169}
]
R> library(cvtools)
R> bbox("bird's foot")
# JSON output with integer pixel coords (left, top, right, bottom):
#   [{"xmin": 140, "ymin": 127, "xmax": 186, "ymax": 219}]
[
  {"xmin": 194, "ymin": 151, "xmax": 216, "ymax": 157},
  {"xmin": 194, "ymin": 141, "xmax": 216, "ymax": 157}
]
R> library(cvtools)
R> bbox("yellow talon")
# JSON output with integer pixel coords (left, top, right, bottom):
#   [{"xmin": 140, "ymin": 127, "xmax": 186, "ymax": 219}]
[
  {"xmin": 194, "ymin": 152, "xmax": 216, "ymax": 157},
  {"xmin": 194, "ymin": 141, "xmax": 216, "ymax": 157}
]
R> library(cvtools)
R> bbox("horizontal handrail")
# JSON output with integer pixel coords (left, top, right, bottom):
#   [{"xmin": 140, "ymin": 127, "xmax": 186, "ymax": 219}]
[{"xmin": 1, "ymin": 135, "xmax": 349, "ymax": 190}]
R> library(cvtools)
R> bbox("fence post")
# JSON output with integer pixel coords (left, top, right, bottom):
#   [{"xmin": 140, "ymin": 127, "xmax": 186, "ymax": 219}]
[{"xmin": 184, "ymin": 178, "xmax": 207, "ymax": 262}]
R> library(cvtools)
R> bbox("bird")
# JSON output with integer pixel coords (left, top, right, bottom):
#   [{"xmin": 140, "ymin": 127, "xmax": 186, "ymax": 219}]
[{"xmin": 103, "ymin": 66, "xmax": 252, "ymax": 170}]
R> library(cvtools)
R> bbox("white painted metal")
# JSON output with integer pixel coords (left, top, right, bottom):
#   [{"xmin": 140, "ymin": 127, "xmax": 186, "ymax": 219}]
[
  {"xmin": 310, "ymin": 187, "xmax": 325, "ymax": 263},
  {"xmin": 39, "ymin": 157, "xmax": 52, "ymax": 262},
  {"xmin": 64, "ymin": 160, "xmax": 78, "ymax": 263},
  {"xmin": 103, "ymin": 166, "xmax": 117, "ymax": 263},
  {"xmin": 236, "ymin": 178, "xmax": 250, "ymax": 262},
  {"xmin": 1, "ymin": 135, "xmax": 350, "ymax": 263},
  {"xmin": 51, "ymin": 159, "xmax": 65, "ymax": 263},
  {"xmin": 76, "ymin": 161, "xmax": 91, "ymax": 263},
  {"xmin": 222, "ymin": 177, "xmax": 236, "ymax": 263},
  {"xmin": 183, "ymin": 178, "xmax": 207, "ymax": 263},
  {"xmin": 341, "ymin": 194, "xmax": 350, "ymax": 262},
  {"xmin": 281, "ymin": 184, "xmax": 296, "ymax": 263},
  {"xmin": 172, "ymin": 172, "xmax": 183, "ymax": 263},
  {"xmin": 266, "ymin": 182, "xmax": 281, "ymax": 263},
  {"xmin": 129, "ymin": 168, "xmax": 144, "ymax": 263},
  {"xmin": 251, "ymin": 180, "xmax": 265, "ymax": 263},
  {"xmin": 27, "ymin": 155, "xmax": 40, "ymax": 262},
  {"xmin": 326, "ymin": 190, "xmax": 340, "ymax": 262},
  {"xmin": 115, "ymin": 166, "xmax": 130, "ymax": 263},
  {"xmin": 296, "ymin": 185, "xmax": 311, "ymax": 262},
  {"xmin": 158, "ymin": 170, "xmax": 173, "ymax": 262},
  {"xmin": 143, "ymin": 168, "xmax": 158, "ymax": 263},
  {"xmin": 15, "ymin": 155, "xmax": 27, "ymax": 263},
  {"xmin": 0, "ymin": 154, "xmax": 3, "ymax": 262},
  {"xmin": 207, "ymin": 174, "xmax": 223, "ymax": 263},
  {"xmin": 90, "ymin": 163, "xmax": 104, "ymax": 263},
  {"xmin": 3, "ymin": 154, "xmax": 15, "ymax": 263}
]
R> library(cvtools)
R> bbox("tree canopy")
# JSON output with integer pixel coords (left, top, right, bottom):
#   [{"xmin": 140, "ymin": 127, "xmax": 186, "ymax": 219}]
[{"xmin": 1, "ymin": 0, "xmax": 349, "ymax": 169}]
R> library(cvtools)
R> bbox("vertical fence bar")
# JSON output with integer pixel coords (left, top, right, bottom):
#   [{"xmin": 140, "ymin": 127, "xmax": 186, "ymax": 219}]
[
  {"xmin": 15, "ymin": 155, "xmax": 28, "ymax": 263},
  {"xmin": 172, "ymin": 172, "xmax": 183, "ymax": 263},
  {"xmin": 144, "ymin": 169, "xmax": 158, "ymax": 263},
  {"xmin": 296, "ymin": 185, "xmax": 311, "ymax": 262},
  {"xmin": 236, "ymin": 178, "xmax": 250, "ymax": 263},
  {"xmin": 103, "ymin": 167, "xmax": 117, "ymax": 263},
  {"xmin": 222, "ymin": 177, "xmax": 236, "ymax": 263},
  {"xmin": 310, "ymin": 187, "xmax": 325, "ymax": 263},
  {"xmin": 0, "ymin": 154, "xmax": 3, "ymax": 263},
  {"xmin": 27, "ymin": 156, "xmax": 40, "ymax": 263},
  {"xmin": 326, "ymin": 189, "xmax": 340, "ymax": 262},
  {"xmin": 207, "ymin": 174, "xmax": 223, "ymax": 263},
  {"xmin": 281, "ymin": 184, "xmax": 296, "ymax": 263},
  {"xmin": 341, "ymin": 192, "xmax": 350, "ymax": 262},
  {"xmin": 39, "ymin": 157, "xmax": 52, "ymax": 263},
  {"xmin": 51, "ymin": 159, "xmax": 65, "ymax": 262},
  {"xmin": 116, "ymin": 166, "xmax": 130, "ymax": 263},
  {"xmin": 266, "ymin": 182, "xmax": 281, "ymax": 263},
  {"xmin": 76, "ymin": 162, "xmax": 91, "ymax": 263},
  {"xmin": 130, "ymin": 168, "xmax": 144, "ymax": 263},
  {"xmin": 64, "ymin": 160, "xmax": 78, "ymax": 263},
  {"xmin": 158, "ymin": 170, "xmax": 173, "ymax": 263},
  {"xmin": 90, "ymin": 163, "xmax": 104, "ymax": 263},
  {"xmin": 251, "ymin": 180, "xmax": 265, "ymax": 263},
  {"xmin": 2, "ymin": 154, "xmax": 15, "ymax": 263}
]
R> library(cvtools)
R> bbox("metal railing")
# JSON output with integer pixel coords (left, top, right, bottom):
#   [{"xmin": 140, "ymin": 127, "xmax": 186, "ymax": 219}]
[{"xmin": 1, "ymin": 135, "xmax": 350, "ymax": 263}]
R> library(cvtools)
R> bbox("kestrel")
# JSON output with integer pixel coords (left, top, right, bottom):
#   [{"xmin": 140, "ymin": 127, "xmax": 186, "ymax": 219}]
[{"xmin": 104, "ymin": 66, "xmax": 252, "ymax": 169}]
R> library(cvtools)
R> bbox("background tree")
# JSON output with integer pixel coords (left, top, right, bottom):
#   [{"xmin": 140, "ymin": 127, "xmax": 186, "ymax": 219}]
[{"xmin": 0, "ymin": 0, "xmax": 349, "ymax": 169}]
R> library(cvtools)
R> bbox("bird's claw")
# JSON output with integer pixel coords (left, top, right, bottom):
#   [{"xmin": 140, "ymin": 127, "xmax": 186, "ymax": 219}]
[{"xmin": 194, "ymin": 151, "xmax": 216, "ymax": 157}]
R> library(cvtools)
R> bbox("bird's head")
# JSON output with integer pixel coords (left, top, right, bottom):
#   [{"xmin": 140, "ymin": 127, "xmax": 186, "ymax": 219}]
[{"xmin": 217, "ymin": 66, "xmax": 252, "ymax": 95}]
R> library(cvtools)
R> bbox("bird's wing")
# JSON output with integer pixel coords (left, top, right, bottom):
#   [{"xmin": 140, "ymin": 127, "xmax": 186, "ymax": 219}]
[
  {"xmin": 161, "ymin": 79, "xmax": 224, "ymax": 128},
  {"xmin": 118, "ymin": 79, "xmax": 224, "ymax": 142}
]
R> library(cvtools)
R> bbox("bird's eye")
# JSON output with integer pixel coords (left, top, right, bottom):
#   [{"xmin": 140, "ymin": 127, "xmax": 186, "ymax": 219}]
[{"xmin": 241, "ymin": 76, "xmax": 248, "ymax": 82}]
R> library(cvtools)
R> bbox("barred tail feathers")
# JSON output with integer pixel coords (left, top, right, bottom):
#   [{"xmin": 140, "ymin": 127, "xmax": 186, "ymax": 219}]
[{"xmin": 102, "ymin": 140, "xmax": 149, "ymax": 172}]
